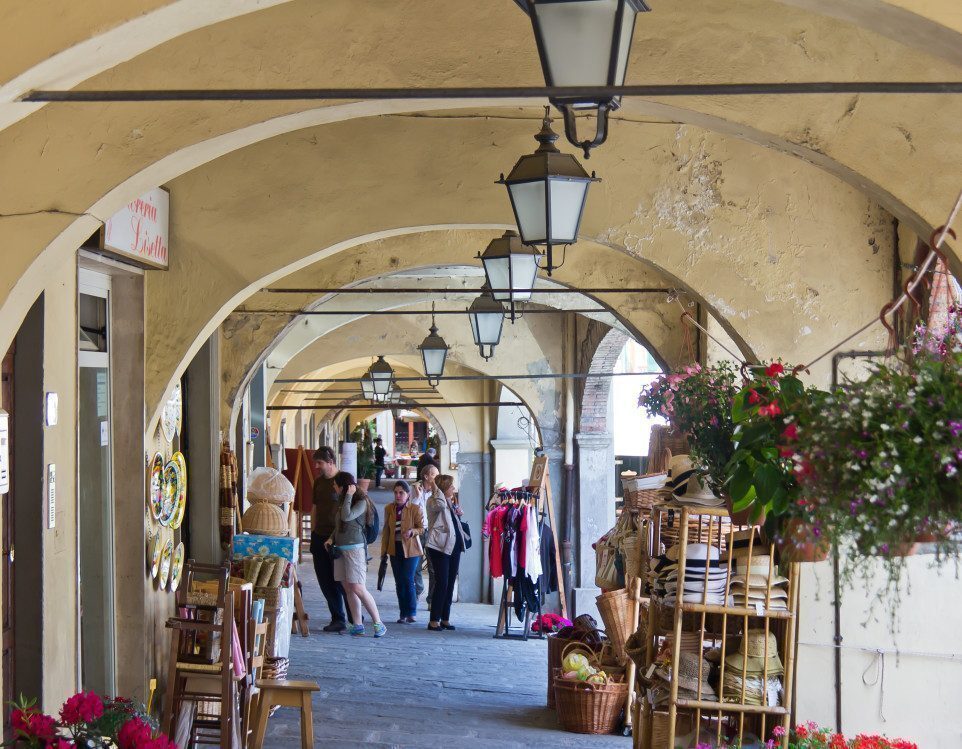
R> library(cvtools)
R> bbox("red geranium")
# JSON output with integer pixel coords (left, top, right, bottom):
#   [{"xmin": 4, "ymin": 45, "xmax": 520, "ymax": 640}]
[
  {"xmin": 781, "ymin": 424, "xmax": 798, "ymax": 441},
  {"xmin": 10, "ymin": 707, "xmax": 58, "ymax": 742},
  {"xmin": 748, "ymin": 389, "xmax": 762, "ymax": 404},
  {"xmin": 765, "ymin": 362, "xmax": 785, "ymax": 377},
  {"xmin": 759, "ymin": 403, "xmax": 782, "ymax": 418},
  {"xmin": 60, "ymin": 691, "xmax": 104, "ymax": 725}
]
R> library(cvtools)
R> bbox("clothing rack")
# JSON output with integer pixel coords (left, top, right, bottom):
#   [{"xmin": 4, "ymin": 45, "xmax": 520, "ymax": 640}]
[{"xmin": 494, "ymin": 494, "xmax": 546, "ymax": 641}]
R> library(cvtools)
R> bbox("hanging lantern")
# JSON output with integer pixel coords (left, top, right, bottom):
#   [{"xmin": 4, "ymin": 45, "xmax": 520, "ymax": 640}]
[
  {"xmin": 359, "ymin": 375, "xmax": 376, "ymax": 401},
  {"xmin": 478, "ymin": 230, "xmax": 541, "ymax": 322},
  {"xmin": 516, "ymin": 0, "xmax": 650, "ymax": 157},
  {"xmin": 368, "ymin": 355, "xmax": 395, "ymax": 398},
  {"xmin": 467, "ymin": 288, "xmax": 506, "ymax": 361},
  {"xmin": 418, "ymin": 308, "xmax": 449, "ymax": 386},
  {"xmin": 498, "ymin": 108, "xmax": 598, "ymax": 275}
]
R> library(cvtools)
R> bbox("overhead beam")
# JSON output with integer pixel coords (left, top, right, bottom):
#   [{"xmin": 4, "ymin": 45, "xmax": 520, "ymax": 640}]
[
  {"xmin": 260, "ymin": 287, "xmax": 673, "ymax": 295},
  {"xmin": 268, "ymin": 401, "xmax": 525, "ymax": 410},
  {"xmin": 23, "ymin": 82, "xmax": 962, "ymax": 103},
  {"xmin": 239, "ymin": 307, "xmax": 608, "ymax": 315},
  {"xmin": 275, "ymin": 371, "xmax": 660, "ymax": 384}
]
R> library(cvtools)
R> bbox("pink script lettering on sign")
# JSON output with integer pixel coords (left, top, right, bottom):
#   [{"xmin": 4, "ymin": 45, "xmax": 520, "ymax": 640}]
[{"xmin": 103, "ymin": 187, "xmax": 170, "ymax": 269}]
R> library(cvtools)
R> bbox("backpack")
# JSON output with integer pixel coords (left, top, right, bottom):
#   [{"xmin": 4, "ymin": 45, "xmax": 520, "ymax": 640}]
[{"xmin": 361, "ymin": 497, "xmax": 380, "ymax": 545}]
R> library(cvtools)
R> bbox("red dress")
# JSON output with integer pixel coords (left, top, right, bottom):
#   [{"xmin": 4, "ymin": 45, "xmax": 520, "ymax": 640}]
[{"xmin": 487, "ymin": 505, "xmax": 508, "ymax": 578}]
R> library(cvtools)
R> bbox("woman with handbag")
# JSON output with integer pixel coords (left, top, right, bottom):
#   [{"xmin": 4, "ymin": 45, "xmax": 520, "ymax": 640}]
[
  {"xmin": 324, "ymin": 471, "xmax": 387, "ymax": 638},
  {"xmin": 379, "ymin": 480, "xmax": 426, "ymax": 624},
  {"xmin": 411, "ymin": 464, "xmax": 441, "ymax": 604},
  {"xmin": 424, "ymin": 474, "xmax": 471, "ymax": 631}
]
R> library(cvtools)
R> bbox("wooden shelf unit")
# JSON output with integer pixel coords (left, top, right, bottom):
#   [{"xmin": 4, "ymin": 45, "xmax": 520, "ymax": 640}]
[{"xmin": 637, "ymin": 504, "xmax": 799, "ymax": 749}]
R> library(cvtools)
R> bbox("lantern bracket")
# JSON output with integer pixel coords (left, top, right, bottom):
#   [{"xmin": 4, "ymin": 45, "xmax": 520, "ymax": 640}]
[{"xmin": 560, "ymin": 103, "xmax": 612, "ymax": 159}]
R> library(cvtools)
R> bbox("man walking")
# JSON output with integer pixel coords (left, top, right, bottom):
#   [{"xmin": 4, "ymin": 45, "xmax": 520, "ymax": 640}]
[
  {"xmin": 310, "ymin": 446, "xmax": 352, "ymax": 632},
  {"xmin": 374, "ymin": 437, "xmax": 387, "ymax": 489}
]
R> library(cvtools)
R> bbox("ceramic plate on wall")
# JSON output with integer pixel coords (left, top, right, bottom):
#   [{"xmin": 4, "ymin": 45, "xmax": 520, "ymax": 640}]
[
  {"xmin": 169, "ymin": 452, "xmax": 187, "ymax": 530},
  {"xmin": 149, "ymin": 533, "xmax": 162, "ymax": 579},
  {"xmin": 160, "ymin": 460, "xmax": 181, "ymax": 526},
  {"xmin": 169, "ymin": 542, "xmax": 185, "ymax": 591},
  {"xmin": 158, "ymin": 539, "xmax": 174, "ymax": 588},
  {"xmin": 148, "ymin": 453, "xmax": 164, "ymax": 519},
  {"xmin": 161, "ymin": 383, "xmax": 182, "ymax": 444}
]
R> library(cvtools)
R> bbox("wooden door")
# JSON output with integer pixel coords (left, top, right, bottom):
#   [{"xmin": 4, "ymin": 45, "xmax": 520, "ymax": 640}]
[{"xmin": 1, "ymin": 346, "xmax": 14, "ymax": 735}]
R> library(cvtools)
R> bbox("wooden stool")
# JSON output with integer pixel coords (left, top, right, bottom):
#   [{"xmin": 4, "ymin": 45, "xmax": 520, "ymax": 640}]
[{"xmin": 250, "ymin": 679, "xmax": 319, "ymax": 749}]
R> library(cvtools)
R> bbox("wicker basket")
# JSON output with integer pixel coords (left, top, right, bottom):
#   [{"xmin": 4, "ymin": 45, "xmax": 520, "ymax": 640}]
[
  {"xmin": 242, "ymin": 500, "xmax": 290, "ymax": 536},
  {"xmin": 650, "ymin": 710, "xmax": 694, "ymax": 749},
  {"xmin": 622, "ymin": 473, "xmax": 665, "ymax": 515},
  {"xmin": 553, "ymin": 668, "xmax": 628, "ymax": 734},
  {"xmin": 254, "ymin": 586, "xmax": 281, "ymax": 609},
  {"xmin": 596, "ymin": 589, "xmax": 631, "ymax": 661},
  {"xmin": 547, "ymin": 635, "xmax": 575, "ymax": 709}
]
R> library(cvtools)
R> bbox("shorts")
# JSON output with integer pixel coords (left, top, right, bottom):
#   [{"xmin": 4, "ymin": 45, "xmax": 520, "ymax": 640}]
[{"xmin": 333, "ymin": 546, "xmax": 368, "ymax": 584}]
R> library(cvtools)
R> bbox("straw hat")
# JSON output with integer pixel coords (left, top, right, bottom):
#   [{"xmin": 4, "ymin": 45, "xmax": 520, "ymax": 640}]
[
  {"xmin": 725, "ymin": 630, "xmax": 784, "ymax": 674},
  {"xmin": 657, "ymin": 651, "xmax": 717, "ymax": 697},
  {"xmin": 665, "ymin": 454, "xmax": 696, "ymax": 493},
  {"xmin": 247, "ymin": 467, "xmax": 295, "ymax": 505},
  {"xmin": 726, "ymin": 528, "xmax": 763, "ymax": 560},
  {"xmin": 673, "ymin": 472, "xmax": 726, "ymax": 507}
]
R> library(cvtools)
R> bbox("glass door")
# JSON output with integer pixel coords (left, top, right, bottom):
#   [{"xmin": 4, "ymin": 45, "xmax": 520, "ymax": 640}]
[{"xmin": 77, "ymin": 270, "xmax": 116, "ymax": 695}]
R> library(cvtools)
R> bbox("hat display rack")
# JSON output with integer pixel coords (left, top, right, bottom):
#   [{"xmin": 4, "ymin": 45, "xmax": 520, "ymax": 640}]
[{"xmin": 632, "ymin": 506, "xmax": 799, "ymax": 749}]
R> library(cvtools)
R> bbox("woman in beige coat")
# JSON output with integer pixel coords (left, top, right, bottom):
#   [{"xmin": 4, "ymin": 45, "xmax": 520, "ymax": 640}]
[
  {"xmin": 380, "ymin": 480, "xmax": 426, "ymax": 623},
  {"xmin": 424, "ymin": 474, "xmax": 467, "ymax": 631}
]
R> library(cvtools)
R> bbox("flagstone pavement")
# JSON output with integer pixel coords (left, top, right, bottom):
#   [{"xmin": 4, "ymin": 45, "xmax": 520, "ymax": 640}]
[{"xmin": 262, "ymin": 486, "xmax": 629, "ymax": 748}]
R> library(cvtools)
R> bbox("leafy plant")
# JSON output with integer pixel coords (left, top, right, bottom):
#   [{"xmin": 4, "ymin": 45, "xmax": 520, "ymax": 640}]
[
  {"xmin": 726, "ymin": 362, "xmax": 824, "ymax": 529},
  {"xmin": 350, "ymin": 420, "xmax": 377, "ymax": 480},
  {"xmin": 4, "ymin": 692, "xmax": 174, "ymax": 748},
  {"xmin": 794, "ymin": 305, "xmax": 962, "ymax": 608},
  {"xmin": 639, "ymin": 361, "xmax": 739, "ymax": 491},
  {"xmin": 691, "ymin": 722, "xmax": 917, "ymax": 749}
]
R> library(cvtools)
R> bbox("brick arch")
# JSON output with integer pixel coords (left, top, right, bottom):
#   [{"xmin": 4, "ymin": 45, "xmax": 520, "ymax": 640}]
[{"xmin": 579, "ymin": 329, "xmax": 630, "ymax": 435}]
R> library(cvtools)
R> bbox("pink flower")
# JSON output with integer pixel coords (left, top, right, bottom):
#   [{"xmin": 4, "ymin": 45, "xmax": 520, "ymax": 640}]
[
  {"xmin": 60, "ymin": 691, "xmax": 104, "ymax": 725},
  {"xmin": 759, "ymin": 403, "xmax": 782, "ymax": 418},
  {"xmin": 781, "ymin": 424, "xmax": 798, "ymax": 441},
  {"xmin": 772, "ymin": 725, "xmax": 786, "ymax": 738},
  {"xmin": 748, "ymin": 389, "xmax": 762, "ymax": 405}
]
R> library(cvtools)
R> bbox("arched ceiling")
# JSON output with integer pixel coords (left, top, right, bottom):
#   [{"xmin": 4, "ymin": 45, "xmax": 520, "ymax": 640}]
[{"xmin": 0, "ymin": 0, "xmax": 957, "ymax": 434}]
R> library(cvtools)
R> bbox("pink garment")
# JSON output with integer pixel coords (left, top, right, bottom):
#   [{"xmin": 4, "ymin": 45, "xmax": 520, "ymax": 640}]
[
  {"xmin": 488, "ymin": 506, "xmax": 507, "ymax": 578},
  {"xmin": 231, "ymin": 621, "xmax": 247, "ymax": 680},
  {"xmin": 518, "ymin": 506, "xmax": 528, "ymax": 570}
]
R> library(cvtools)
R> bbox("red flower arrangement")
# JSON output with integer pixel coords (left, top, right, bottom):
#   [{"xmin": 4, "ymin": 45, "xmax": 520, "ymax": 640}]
[{"xmin": 6, "ymin": 692, "xmax": 175, "ymax": 748}]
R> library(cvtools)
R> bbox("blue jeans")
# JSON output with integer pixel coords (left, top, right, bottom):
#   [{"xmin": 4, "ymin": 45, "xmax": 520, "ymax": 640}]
[{"xmin": 390, "ymin": 553, "xmax": 420, "ymax": 618}]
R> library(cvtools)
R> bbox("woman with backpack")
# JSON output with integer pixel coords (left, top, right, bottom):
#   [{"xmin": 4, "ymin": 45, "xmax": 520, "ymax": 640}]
[
  {"xmin": 324, "ymin": 471, "xmax": 387, "ymax": 638},
  {"xmin": 379, "ymin": 480, "xmax": 426, "ymax": 623},
  {"xmin": 424, "ymin": 474, "xmax": 470, "ymax": 632}
]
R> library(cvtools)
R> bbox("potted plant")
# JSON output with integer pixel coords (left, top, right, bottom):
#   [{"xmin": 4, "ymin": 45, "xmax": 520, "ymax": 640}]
[
  {"xmin": 725, "ymin": 363, "xmax": 828, "ymax": 550},
  {"xmin": 639, "ymin": 361, "xmax": 739, "ymax": 492},
  {"xmin": 350, "ymin": 420, "xmax": 377, "ymax": 491},
  {"xmin": 794, "ymin": 305, "xmax": 962, "ymax": 602},
  {"xmin": 6, "ymin": 692, "xmax": 175, "ymax": 748}
]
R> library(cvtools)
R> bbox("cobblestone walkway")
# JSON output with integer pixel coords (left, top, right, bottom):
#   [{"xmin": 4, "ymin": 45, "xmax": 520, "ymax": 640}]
[{"xmin": 263, "ymin": 488, "xmax": 629, "ymax": 748}]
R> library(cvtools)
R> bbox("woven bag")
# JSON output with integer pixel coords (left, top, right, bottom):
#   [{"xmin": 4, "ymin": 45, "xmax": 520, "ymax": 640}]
[
  {"xmin": 242, "ymin": 501, "xmax": 290, "ymax": 536},
  {"xmin": 595, "ymin": 588, "xmax": 631, "ymax": 662},
  {"xmin": 553, "ymin": 668, "xmax": 627, "ymax": 734}
]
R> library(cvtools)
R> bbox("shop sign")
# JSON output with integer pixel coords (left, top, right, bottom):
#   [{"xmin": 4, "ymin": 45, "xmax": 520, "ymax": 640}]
[{"xmin": 102, "ymin": 187, "xmax": 170, "ymax": 269}]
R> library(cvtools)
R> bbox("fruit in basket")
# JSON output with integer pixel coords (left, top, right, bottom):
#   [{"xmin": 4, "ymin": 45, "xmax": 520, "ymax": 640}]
[
  {"xmin": 586, "ymin": 673, "xmax": 607, "ymax": 685},
  {"xmin": 562, "ymin": 670, "xmax": 580, "ymax": 680},
  {"xmin": 562, "ymin": 652, "xmax": 590, "ymax": 673},
  {"xmin": 576, "ymin": 666, "xmax": 597, "ymax": 681}
]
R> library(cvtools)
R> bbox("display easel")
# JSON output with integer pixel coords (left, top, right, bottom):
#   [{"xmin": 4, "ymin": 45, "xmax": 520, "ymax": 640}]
[{"xmin": 285, "ymin": 446, "xmax": 312, "ymax": 638}]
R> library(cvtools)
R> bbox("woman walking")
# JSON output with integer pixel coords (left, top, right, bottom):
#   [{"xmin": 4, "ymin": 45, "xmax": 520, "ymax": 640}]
[
  {"xmin": 324, "ymin": 471, "xmax": 387, "ymax": 638},
  {"xmin": 412, "ymin": 464, "xmax": 441, "ymax": 603},
  {"xmin": 379, "ymin": 480, "xmax": 425, "ymax": 623},
  {"xmin": 424, "ymin": 474, "xmax": 468, "ymax": 632}
]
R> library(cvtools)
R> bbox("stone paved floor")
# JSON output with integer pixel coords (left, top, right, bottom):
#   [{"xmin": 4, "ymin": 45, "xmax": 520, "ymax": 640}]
[{"xmin": 263, "ymin": 487, "xmax": 630, "ymax": 748}]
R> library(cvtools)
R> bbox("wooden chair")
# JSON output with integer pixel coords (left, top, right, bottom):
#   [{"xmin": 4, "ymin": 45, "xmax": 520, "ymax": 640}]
[
  {"xmin": 249, "ymin": 679, "xmax": 319, "ymax": 749},
  {"xmin": 162, "ymin": 561, "xmax": 240, "ymax": 749}
]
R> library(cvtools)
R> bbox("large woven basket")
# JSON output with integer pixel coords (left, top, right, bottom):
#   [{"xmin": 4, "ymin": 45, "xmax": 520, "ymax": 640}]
[
  {"xmin": 553, "ymin": 669, "xmax": 628, "ymax": 734},
  {"xmin": 622, "ymin": 473, "xmax": 665, "ymax": 515},
  {"xmin": 242, "ymin": 500, "xmax": 290, "ymax": 536},
  {"xmin": 596, "ymin": 589, "xmax": 632, "ymax": 662},
  {"xmin": 547, "ymin": 635, "xmax": 575, "ymax": 709}
]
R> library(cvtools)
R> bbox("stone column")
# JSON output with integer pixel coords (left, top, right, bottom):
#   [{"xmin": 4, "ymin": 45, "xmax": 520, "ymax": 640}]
[{"xmin": 573, "ymin": 432, "xmax": 615, "ymax": 621}]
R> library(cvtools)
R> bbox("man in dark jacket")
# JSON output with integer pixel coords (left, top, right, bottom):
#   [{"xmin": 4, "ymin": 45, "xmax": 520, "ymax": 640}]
[
  {"xmin": 415, "ymin": 447, "xmax": 440, "ymax": 478},
  {"xmin": 310, "ymin": 446, "xmax": 352, "ymax": 631},
  {"xmin": 374, "ymin": 437, "xmax": 387, "ymax": 488}
]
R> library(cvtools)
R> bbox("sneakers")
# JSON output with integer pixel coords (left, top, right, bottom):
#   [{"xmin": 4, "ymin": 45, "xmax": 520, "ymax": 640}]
[
  {"xmin": 373, "ymin": 622, "xmax": 387, "ymax": 638},
  {"xmin": 323, "ymin": 621, "xmax": 346, "ymax": 633},
  {"xmin": 348, "ymin": 624, "xmax": 365, "ymax": 637},
  {"xmin": 404, "ymin": 616, "xmax": 417, "ymax": 624}
]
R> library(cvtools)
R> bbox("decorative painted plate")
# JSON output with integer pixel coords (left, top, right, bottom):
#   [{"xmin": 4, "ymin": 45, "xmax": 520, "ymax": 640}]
[
  {"xmin": 169, "ymin": 452, "xmax": 188, "ymax": 530},
  {"xmin": 159, "ymin": 539, "xmax": 174, "ymax": 588},
  {"xmin": 161, "ymin": 383, "xmax": 182, "ymax": 444},
  {"xmin": 147, "ymin": 453, "xmax": 164, "ymax": 519},
  {"xmin": 160, "ymin": 460, "xmax": 181, "ymax": 526},
  {"xmin": 169, "ymin": 542, "xmax": 185, "ymax": 591},
  {"xmin": 149, "ymin": 533, "xmax": 162, "ymax": 579}
]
